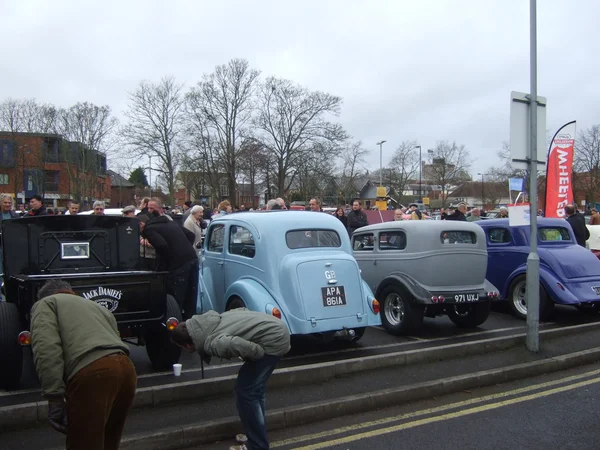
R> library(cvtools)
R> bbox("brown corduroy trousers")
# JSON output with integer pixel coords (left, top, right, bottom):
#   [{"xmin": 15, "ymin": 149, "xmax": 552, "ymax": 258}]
[{"xmin": 65, "ymin": 353, "xmax": 137, "ymax": 450}]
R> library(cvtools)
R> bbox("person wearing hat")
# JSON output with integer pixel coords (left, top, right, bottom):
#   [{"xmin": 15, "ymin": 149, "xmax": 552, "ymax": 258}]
[
  {"xmin": 122, "ymin": 205, "xmax": 136, "ymax": 217},
  {"xmin": 409, "ymin": 203, "xmax": 424, "ymax": 220}
]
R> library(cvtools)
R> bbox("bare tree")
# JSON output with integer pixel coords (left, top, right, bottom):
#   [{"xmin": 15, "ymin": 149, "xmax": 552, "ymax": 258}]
[
  {"xmin": 121, "ymin": 77, "xmax": 185, "ymax": 203},
  {"xmin": 186, "ymin": 59, "xmax": 260, "ymax": 203},
  {"xmin": 388, "ymin": 140, "xmax": 420, "ymax": 205},
  {"xmin": 254, "ymin": 77, "xmax": 347, "ymax": 196},
  {"xmin": 55, "ymin": 102, "xmax": 118, "ymax": 202},
  {"xmin": 427, "ymin": 141, "xmax": 472, "ymax": 207},
  {"xmin": 237, "ymin": 139, "xmax": 270, "ymax": 207},
  {"xmin": 338, "ymin": 141, "xmax": 369, "ymax": 203},
  {"xmin": 0, "ymin": 98, "xmax": 57, "ymax": 133},
  {"xmin": 573, "ymin": 125, "xmax": 600, "ymax": 205}
]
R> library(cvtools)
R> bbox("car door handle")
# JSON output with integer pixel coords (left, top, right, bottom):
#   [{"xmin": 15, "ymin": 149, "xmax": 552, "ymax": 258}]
[{"xmin": 217, "ymin": 262, "xmax": 224, "ymax": 266}]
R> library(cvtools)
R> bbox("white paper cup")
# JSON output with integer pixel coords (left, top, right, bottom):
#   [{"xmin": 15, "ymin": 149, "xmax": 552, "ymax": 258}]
[{"xmin": 173, "ymin": 363, "xmax": 182, "ymax": 376}]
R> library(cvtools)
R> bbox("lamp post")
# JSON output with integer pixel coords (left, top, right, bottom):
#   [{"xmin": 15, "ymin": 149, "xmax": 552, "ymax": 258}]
[
  {"xmin": 376, "ymin": 141, "xmax": 386, "ymax": 187},
  {"xmin": 148, "ymin": 155, "xmax": 153, "ymax": 199},
  {"xmin": 477, "ymin": 173, "xmax": 488, "ymax": 208},
  {"xmin": 416, "ymin": 146, "xmax": 422, "ymax": 201}
]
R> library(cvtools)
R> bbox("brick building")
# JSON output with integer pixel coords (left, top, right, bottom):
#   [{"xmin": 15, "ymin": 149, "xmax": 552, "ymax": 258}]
[{"xmin": 0, "ymin": 132, "xmax": 110, "ymax": 209}]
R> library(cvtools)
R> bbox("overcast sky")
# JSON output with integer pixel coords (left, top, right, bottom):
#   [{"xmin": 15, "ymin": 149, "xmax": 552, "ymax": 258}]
[{"xmin": 1, "ymin": 0, "xmax": 598, "ymax": 177}]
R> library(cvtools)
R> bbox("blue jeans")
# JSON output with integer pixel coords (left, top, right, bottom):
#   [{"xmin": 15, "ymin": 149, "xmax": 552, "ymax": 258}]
[{"xmin": 234, "ymin": 354, "xmax": 281, "ymax": 450}]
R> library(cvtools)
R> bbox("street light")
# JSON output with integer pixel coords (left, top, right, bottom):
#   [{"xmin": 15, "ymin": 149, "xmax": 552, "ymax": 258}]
[
  {"xmin": 477, "ymin": 173, "xmax": 488, "ymax": 208},
  {"xmin": 376, "ymin": 141, "xmax": 386, "ymax": 187},
  {"xmin": 416, "ymin": 146, "xmax": 422, "ymax": 201},
  {"xmin": 148, "ymin": 155, "xmax": 153, "ymax": 199}
]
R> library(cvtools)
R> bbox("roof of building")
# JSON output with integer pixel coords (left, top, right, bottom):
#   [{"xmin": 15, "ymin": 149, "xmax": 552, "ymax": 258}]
[{"xmin": 107, "ymin": 170, "xmax": 135, "ymax": 188}]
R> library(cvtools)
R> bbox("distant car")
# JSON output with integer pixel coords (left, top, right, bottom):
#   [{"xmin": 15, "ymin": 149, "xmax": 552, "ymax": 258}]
[
  {"xmin": 352, "ymin": 221, "xmax": 498, "ymax": 335},
  {"xmin": 198, "ymin": 211, "xmax": 381, "ymax": 341},
  {"xmin": 479, "ymin": 218, "xmax": 600, "ymax": 320},
  {"xmin": 586, "ymin": 224, "xmax": 600, "ymax": 260},
  {"xmin": 79, "ymin": 208, "xmax": 140, "ymax": 216}
]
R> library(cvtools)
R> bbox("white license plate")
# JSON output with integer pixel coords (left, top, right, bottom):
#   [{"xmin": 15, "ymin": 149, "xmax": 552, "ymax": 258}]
[
  {"xmin": 454, "ymin": 293, "xmax": 479, "ymax": 303},
  {"xmin": 322, "ymin": 286, "xmax": 347, "ymax": 307}
]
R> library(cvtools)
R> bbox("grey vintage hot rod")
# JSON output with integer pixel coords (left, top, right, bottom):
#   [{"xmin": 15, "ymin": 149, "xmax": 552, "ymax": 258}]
[{"xmin": 352, "ymin": 220, "xmax": 499, "ymax": 335}]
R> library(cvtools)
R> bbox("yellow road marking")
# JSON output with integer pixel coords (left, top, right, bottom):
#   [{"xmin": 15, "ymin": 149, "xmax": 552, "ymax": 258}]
[
  {"xmin": 290, "ymin": 376, "xmax": 600, "ymax": 449},
  {"xmin": 272, "ymin": 367, "xmax": 600, "ymax": 448}
]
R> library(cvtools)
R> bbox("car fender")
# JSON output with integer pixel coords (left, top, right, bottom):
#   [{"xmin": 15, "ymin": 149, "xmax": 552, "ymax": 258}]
[
  {"xmin": 374, "ymin": 273, "xmax": 432, "ymax": 303},
  {"xmin": 503, "ymin": 265, "xmax": 570, "ymax": 304},
  {"xmin": 224, "ymin": 278, "xmax": 291, "ymax": 329}
]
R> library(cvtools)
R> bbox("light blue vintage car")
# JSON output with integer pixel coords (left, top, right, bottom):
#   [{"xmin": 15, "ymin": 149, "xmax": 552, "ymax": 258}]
[{"xmin": 196, "ymin": 211, "xmax": 381, "ymax": 340}]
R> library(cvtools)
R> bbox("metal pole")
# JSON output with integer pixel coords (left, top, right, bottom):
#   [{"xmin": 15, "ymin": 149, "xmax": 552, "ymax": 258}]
[
  {"xmin": 420, "ymin": 148, "xmax": 423, "ymax": 200},
  {"xmin": 481, "ymin": 173, "xmax": 484, "ymax": 207},
  {"xmin": 376, "ymin": 141, "xmax": 386, "ymax": 187},
  {"xmin": 149, "ymin": 155, "xmax": 152, "ymax": 199},
  {"xmin": 526, "ymin": 0, "xmax": 540, "ymax": 352}
]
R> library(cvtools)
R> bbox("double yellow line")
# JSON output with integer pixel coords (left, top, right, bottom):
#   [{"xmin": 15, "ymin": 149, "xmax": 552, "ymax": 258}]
[{"xmin": 272, "ymin": 367, "xmax": 600, "ymax": 449}]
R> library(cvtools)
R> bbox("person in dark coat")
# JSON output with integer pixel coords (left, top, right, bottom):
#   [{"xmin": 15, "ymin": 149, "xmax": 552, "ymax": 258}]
[
  {"xmin": 445, "ymin": 203, "xmax": 467, "ymax": 221},
  {"xmin": 347, "ymin": 200, "xmax": 368, "ymax": 235},
  {"xmin": 565, "ymin": 204, "xmax": 590, "ymax": 247},
  {"xmin": 334, "ymin": 207, "xmax": 348, "ymax": 228},
  {"xmin": 28, "ymin": 194, "xmax": 49, "ymax": 216},
  {"xmin": 141, "ymin": 211, "xmax": 199, "ymax": 319}
]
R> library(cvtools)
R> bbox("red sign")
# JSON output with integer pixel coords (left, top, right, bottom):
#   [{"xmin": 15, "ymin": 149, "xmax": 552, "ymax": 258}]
[{"xmin": 544, "ymin": 121, "xmax": 576, "ymax": 218}]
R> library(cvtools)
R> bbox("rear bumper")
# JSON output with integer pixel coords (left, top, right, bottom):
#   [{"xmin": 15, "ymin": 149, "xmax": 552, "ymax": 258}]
[{"xmin": 286, "ymin": 312, "xmax": 381, "ymax": 335}]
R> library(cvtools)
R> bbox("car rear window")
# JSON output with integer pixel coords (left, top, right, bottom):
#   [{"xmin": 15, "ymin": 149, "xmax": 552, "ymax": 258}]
[
  {"xmin": 539, "ymin": 227, "xmax": 571, "ymax": 241},
  {"xmin": 286, "ymin": 230, "xmax": 341, "ymax": 249},
  {"xmin": 441, "ymin": 231, "xmax": 477, "ymax": 244},
  {"xmin": 379, "ymin": 231, "xmax": 407, "ymax": 250}
]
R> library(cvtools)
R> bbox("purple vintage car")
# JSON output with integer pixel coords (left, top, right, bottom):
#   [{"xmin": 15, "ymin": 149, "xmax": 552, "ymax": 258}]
[{"xmin": 478, "ymin": 218, "xmax": 600, "ymax": 320}]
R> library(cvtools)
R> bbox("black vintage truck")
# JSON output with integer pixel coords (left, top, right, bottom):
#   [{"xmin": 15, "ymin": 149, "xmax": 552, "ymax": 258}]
[{"xmin": 0, "ymin": 215, "xmax": 182, "ymax": 389}]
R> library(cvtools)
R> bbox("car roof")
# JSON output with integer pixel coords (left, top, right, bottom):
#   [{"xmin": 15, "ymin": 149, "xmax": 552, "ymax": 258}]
[
  {"xmin": 477, "ymin": 218, "xmax": 568, "ymax": 228},
  {"xmin": 357, "ymin": 220, "xmax": 484, "ymax": 233},
  {"xmin": 79, "ymin": 208, "xmax": 140, "ymax": 216},
  {"xmin": 212, "ymin": 210, "xmax": 342, "ymax": 229}
]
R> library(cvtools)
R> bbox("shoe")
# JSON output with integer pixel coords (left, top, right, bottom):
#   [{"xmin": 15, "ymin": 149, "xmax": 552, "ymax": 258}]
[
  {"xmin": 236, "ymin": 434, "xmax": 248, "ymax": 444},
  {"xmin": 229, "ymin": 445, "xmax": 247, "ymax": 450}
]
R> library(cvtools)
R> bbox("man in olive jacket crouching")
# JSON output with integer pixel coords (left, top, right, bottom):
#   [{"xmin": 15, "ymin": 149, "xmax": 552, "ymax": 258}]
[
  {"xmin": 172, "ymin": 308, "xmax": 291, "ymax": 450},
  {"xmin": 30, "ymin": 280, "xmax": 137, "ymax": 450}
]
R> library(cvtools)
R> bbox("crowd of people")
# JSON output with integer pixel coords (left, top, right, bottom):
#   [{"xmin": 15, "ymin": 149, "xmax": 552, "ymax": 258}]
[{"xmin": 3, "ymin": 191, "xmax": 597, "ymax": 450}]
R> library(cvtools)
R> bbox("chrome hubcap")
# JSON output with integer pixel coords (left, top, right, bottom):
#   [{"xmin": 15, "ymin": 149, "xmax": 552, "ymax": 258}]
[
  {"xmin": 384, "ymin": 293, "xmax": 405, "ymax": 326},
  {"xmin": 512, "ymin": 280, "xmax": 528, "ymax": 315}
]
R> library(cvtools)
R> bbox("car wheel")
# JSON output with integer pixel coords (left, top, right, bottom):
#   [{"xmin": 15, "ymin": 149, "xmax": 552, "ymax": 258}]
[
  {"xmin": 0, "ymin": 302, "xmax": 23, "ymax": 390},
  {"xmin": 379, "ymin": 286, "xmax": 423, "ymax": 335},
  {"xmin": 226, "ymin": 296, "xmax": 246, "ymax": 311},
  {"xmin": 145, "ymin": 295, "xmax": 183, "ymax": 371},
  {"xmin": 508, "ymin": 275, "xmax": 554, "ymax": 321},
  {"xmin": 447, "ymin": 300, "xmax": 491, "ymax": 328}
]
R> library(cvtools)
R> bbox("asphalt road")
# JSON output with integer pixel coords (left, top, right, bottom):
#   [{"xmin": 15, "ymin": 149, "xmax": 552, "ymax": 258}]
[
  {"xmin": 200, "ymin": 361, "xmax": 600, "ymax": 450},
  {"xmin": 10, "ymin": 302, "xmax": 600, "ymax": 392}
]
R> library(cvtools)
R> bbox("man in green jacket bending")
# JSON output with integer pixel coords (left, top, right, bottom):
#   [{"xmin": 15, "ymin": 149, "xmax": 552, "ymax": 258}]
[
  {"xmin": 30, "ymin": 280, "xmax": 137, "ymax": 450},
  {"xmin": 172, "ymin": 308, "xmax": 291, "ymax": 450}
]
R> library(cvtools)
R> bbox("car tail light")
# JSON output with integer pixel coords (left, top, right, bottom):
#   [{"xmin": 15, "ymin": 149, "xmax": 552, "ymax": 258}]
[
  {"xmin": 438, "ymin": 296, "xmax": 445, "ymax": 303},
  {"xmin": 165, "ymin": 317, "xmax": 179, "ymax": 331},
  {"xmin": 372, "ymin": 299, "xmax": 380, "ymax": 314},
  {"xmin": 18, "ymin": 331, "xmax": 31, "ymax": 346},
  {"xmin": 431, "ymin": 296, "xmax": 438, "ymax": 303},
  {"xmin": 271, "ymin": 307, "xmax": 282, "ymax": 319}
]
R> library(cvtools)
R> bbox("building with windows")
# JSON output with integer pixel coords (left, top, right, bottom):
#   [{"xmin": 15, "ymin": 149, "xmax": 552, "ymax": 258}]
[{"xmin": 0, "ymin": 132, "xmax": 111, "ymax": 209}]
